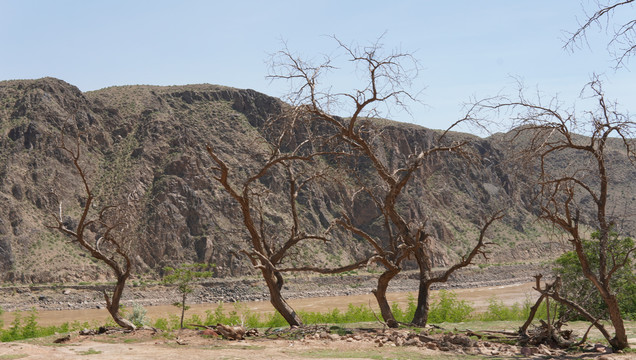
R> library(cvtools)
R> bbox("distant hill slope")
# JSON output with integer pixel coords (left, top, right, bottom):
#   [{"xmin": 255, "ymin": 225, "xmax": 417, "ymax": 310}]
[{"xmin": 0, "ymin": 78, "xmax": 633, "ymax": 283}]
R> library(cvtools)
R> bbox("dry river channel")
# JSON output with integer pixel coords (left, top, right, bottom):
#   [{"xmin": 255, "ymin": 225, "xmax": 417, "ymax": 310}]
[
  {"xmin": 0, "ymin": 263, "xmax": 549, "ymax": 328},
  {"xmin": 4, "ymin": 282, "xmax": 536, "ymax": 328}
]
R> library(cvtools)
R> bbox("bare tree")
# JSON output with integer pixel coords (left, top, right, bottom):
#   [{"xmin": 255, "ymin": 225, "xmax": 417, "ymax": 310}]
[
  {"xmin": 205, "ymin": 114, "xmax": 371, "ymax": 327},
  {"xmin": 50, "ymin": 136, "xmax": 137, "ymax": 330},
  {"xmin": 565, "ymin": 0, "xmax": 636, "ymax": 68},
  {"xmin": 269, "ymin": 36, "xmax": 501, "ymax": 327},
  {"xmin": 466, "ymin": 77, "xmax": 635, "ymax": 350}
]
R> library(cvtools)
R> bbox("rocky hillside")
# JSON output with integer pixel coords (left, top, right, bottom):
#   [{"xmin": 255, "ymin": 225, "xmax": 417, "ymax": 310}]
[{"xmin": 0, "ymin": 78, "xmax": 633, "ymax": 283}]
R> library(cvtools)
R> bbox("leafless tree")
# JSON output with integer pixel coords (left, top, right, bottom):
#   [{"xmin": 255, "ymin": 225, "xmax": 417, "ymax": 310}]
[
  {"xmin": 465, "ymin": 76, "xmax": 635, "ymax": 350},
  {"xmin": 269, "ymin": 36, "xmax": 501, "ymax": 327},
  {"xmin": 565, "ymin": 0, "xmax": 636, "ymax": 68},
  {"xmin": 205, "ymin": 113, "xmax": 371, "ymax": 326},
  {"xmin": 50, "ymin": 136, "xmax": 137, "ymax": 330}
]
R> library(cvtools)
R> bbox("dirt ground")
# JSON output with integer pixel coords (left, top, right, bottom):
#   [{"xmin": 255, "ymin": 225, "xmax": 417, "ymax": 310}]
[
  {"xmin": 1, "ymin": 327, "xmax": 635, "ymax": 360},
  {"xmin": 0, "ymin": 332, "xmax": 442, "ymax": 360}
]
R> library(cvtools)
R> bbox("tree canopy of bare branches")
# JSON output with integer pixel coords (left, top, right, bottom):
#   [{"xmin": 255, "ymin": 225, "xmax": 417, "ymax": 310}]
[
  {"xmin": 270, "ymin": 36, "xmax": 501, "ymax": 327},
  {"xmin": 566, "ymin": 0, "xmax": 636, "ymax": 68},
  {"xmin": 205, "ymin": 114, "xmax": 372, "ymax": 326},
  {"xmin": 50, "ymin": 135, "xmax": 138, "ymax": 330},
  {"xmin": 465, "ymin": 77, "xmax": 635, "ymax": 350}
]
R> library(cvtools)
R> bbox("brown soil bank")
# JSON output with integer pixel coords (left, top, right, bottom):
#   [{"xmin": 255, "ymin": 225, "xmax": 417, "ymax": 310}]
[{"xmin": 2, "ymin": 282, "xmax": 536, "ymax": 329}]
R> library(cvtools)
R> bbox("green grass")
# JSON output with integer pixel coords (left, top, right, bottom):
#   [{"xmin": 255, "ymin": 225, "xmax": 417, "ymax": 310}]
[
  {"xmin": 125, "ymin": 291, "xmax": 554, "ymax": 333},
  {"xmin": 200, "ymin": 344, "xmax": 266, "ymax": 351},
  {"xmin": 143, "ymin": 290, "xmax": 550, "ymax": 331},
  {"xmin": 76, "ymin": 348, "xmax": 102, "ymax": 355},
  {"xmin": 0, "ymin": 355, "xmax": 29, "ymax": 360},
  {"xmin": 2, "ymin": 290, "xmax": 631, "ymax": 350}
]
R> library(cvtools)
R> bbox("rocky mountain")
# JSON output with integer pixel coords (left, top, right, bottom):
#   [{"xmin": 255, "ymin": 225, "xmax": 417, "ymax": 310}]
[{"xmin": 0, "ymin": 77, "xmax": 633, "ymax": 284}]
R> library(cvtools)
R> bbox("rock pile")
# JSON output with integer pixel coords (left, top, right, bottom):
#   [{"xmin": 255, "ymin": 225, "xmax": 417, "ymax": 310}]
[{"xmin": 270, "ymin": 326, "xmax": 577, "ymax": 358}]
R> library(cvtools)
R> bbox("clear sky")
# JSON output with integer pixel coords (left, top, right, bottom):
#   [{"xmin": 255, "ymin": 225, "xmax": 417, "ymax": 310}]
[{"xmin": 1, "ymin": 0, "xmax": 633, "ymax": 133}]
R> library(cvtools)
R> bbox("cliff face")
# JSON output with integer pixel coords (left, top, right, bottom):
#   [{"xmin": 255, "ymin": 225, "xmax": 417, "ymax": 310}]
[{"xmin": 0, "ymin": 78, "xmax": 632, "ymax": 283}]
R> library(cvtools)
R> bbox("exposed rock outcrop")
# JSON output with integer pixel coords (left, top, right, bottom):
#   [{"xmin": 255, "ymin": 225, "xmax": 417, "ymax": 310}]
[{"xmin": 0, "ymin": 77, "xmax": 633, "ymax": 283}]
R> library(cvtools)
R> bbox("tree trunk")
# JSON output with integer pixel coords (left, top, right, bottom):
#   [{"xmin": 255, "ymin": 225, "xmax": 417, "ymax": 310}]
[
  {"xmin": 108, "ymin": 307, "xmax": 136, "ymax": 330},
  {"xmin": 372, "ymin": 268, "xmax": 399, "ymax": 328},
  {"xmin": 104, "ymin": 275, "xmax": 136, "ymax": 330},
  {"xmin": 411, "ymin": 280, "xmax": 432, "ymax": 326},
  {"xmin": 180, "ymin": 292, "xmax": 187, "ymax": 329},
  {"xmin": 605, "ymin": 294, "xmax": 629, "ymax": 350},
  {"xmin": 519, "ymin": 294, "xmax": 546, "ymax": 336},
  {"xmin": 263, "ymin": 269, "xmax": 302, "ymax": 327},
  {"xmin": 411, "ymin": 247, "xmax": 434, "ymax": 326}
]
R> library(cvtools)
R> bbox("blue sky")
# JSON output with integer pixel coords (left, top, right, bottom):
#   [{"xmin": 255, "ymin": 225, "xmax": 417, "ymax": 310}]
[{"xmin": 1, "ymin": 0, "xmax": 633, "ymax": 132}]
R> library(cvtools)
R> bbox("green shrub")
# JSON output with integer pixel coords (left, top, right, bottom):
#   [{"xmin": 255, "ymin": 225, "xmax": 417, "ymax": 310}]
[
  {"xmin": 21, "ymin": 309, "xmax": 38, "ymax": 338},
  {"xmin": 342, "ymin": 303, "xmax": 376, "ymax": 323},
  {"xmin": 204, "ymin": 302, "xmax": 240, "ymax": 326},
  {"xmin": 2, "ymin": 311, "xmax": 22, "ymax": 342},
  {"xmin": 58, "ymin": 322, "xmax": 70, "ymax": 334},
  {"xmin": 243, "ymin": 311, "xmax": 264, "ymax": 328},
  {"xmin": 127, "ymin": 303, "xmax": 148, "ymax": 327},
  {"xmin": 168, "ymin": 314, "xmax": 181, "ymax": 330},
  {"xmin": 405, "ymin": 293, "xmax": 417, "ymax": 320},
  {"xmin": 297, "ymin": 304, "xmax": 376, "ymax": 324},
  {"xmin": 0, "ymin": 308, "xmax": 68, "ymax": 342},
  {"xmin": 554, "ymin": 231, "xmax": 636, "ymax": 321},
  {"xmin": 428, "ymin": 290, "xmax": 474, "ymax": 323},
  {"xmin": 522, "ymin": 296, "xmax": 549, "ymax": 321},
  {"xmin": 204, "ymin": 302, "xmax": 226, "ymax": 325},
  {"xmin": 184, "ymin": 313, "xmax": 203, "ymax": 328},
  {"xmin": 153, "ymin": 317, "xmax": 169, "ymax": 330},
  {"xmin": 483, "ymin": 298, "xmax": 521, "ymax": 321},
  {"xmin": 264, "ymin": 311, "xmax": 288, "ymax": 328},
  {"xmin": 391, "ymin": 302, "xmax": 405, "ymax": 322}
]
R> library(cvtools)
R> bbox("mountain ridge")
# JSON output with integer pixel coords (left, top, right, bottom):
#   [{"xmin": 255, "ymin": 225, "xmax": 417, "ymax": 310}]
[{"xmin": 0, "ymin": 77, "xmax": 632, "ymax": 284}]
